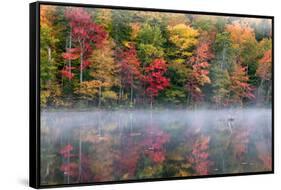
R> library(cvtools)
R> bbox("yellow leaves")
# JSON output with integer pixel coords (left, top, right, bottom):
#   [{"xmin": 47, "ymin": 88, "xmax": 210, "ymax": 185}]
[
  {"xmin": 177, "ymin": 169, "xmax": 191, "ymax": 177},
  {"xmin": 130, "ymin": 23, "xmax": 141, "ymax": 40},
  {"xmin": 168, "ymin": 153, "xmax": 185, "ymax": 161},
  {"xmin": 168, "ymin": 24, "xmax": 199, "ymax": 56},
  {"xmin": 40, "ymin": 5, "xmax": 56, "ymax": 27},
  {"xmin": 199, "ymin": 75, "xmax": 211, "ymax": 85},
  {"xmin": 75, "ymin": 80, "xmax": 117, "ymax": 100},
  {"xmin": 95, "ymin": 9, "xmax": 112, "ymax": 30},
  {"xmin": 122, "ymin": 41, "xmax": 132, "ymax": 48},
  {"xmin": 102, "ymin": 90, "xmax": 118, "ymax": 100},
  {"xmin": 75, "ymin": 80, "xmax": 101, "ymax": 97},
  {"xmin": 226, "ymin": 22, "xmax": 256, "ymax": 47},
  {"xmin": 90, "ymin": 38, "xmax": 120, "ymax": 87},
  {"xmin": 41, "ymin": 90, "xmax": 51, "ymax": 106},
  {"xmin": 138, "ymin": 165, "xmax": 163, "ymax": 178}
]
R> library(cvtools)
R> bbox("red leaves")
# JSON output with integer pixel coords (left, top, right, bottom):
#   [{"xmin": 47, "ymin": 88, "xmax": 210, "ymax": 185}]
[
  {"xmin": 144, "ymin": 59, "xmax": 170, "ymax": 98},
  {"xmin": 59, "ymin": 144, "xmax": 74, "ymax": 158},
  {"xmin": 61, "ymin": 69, "xmax": 75, "ymax": 80},
  {"xmin": 80, "ymin": 60, "xmax": 91, "ymax": 70},
  {"xmin": 187, "ymin": 40, "xmax": 213, "ymax": 102},
  {"xmin": 62, "ymin": 7, "xmax": 107, "ymax": 80},
  {"xmin": 116, "ymin": 137, "xmax": 141, "ymax": 178},
  {"xmin": 187, "ymin": 136, "xmax": 212, "ymax": 175},
  {"xmin": 60, "ymin": 162, "xmax": 79, "ymax": 177},
  {"xmin": 59, "ymin": 144, "xmax": 94, "ymax": 182},
  {"xmin": 62, "ymin": 48, "xmax": 80, "ymax": 60},
  {"xmin": 230, "ymin": 65, "xmax": 255, "ymax": 102},
  {"xmin": 256, "ymin": 49, "xmax": 272, "ymax": 81},
  {"xmin": 141, "ymin": 126, "xmax": 170, "ymax": 164},
  {"xmin": 59, "ymin": 144, "xmax": 79, "ymax": 177},
  {"xmin": 65, "ymin": 8, "xmax": 107, "ymax": 50},
  {"xmin": 259, "ymin": 49, "xmax": 272, "ymax": 64},
  {"xmin": 150, "ymin": 151, "xmax": 165, "ymax": 163},
  {"xmin": 118, "ymin": 45, "xmax": 142, "ymax": 87},
  {"xmin": 65, "ymin": 8, "xmax": 91, "ymax": 25},
  {"xmin": 90, "ymin": 25, "xmax": 108, "ymax": 48}
]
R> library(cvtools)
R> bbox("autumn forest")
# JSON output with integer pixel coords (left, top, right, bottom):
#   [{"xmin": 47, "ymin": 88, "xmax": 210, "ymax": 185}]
[
  {"xmin": 39, "ymin": 4, "xmax": 272, "ymax": 186},
  {"xmin": 40, "ymin": 5, "xmax": 272, "ymax": 109}
]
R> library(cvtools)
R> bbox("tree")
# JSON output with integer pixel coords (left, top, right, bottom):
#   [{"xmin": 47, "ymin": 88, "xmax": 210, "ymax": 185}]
[
  {"xmin": 229, "ymin": 64, "xmax": 255, "ymax": 106},
  {"xmin": 226, "ymin": 22, "xmax": 259, "ymax": 86},
  {"xmin": 186, "ymin": 36, "xmax": 213, "ymax": 105},
  {"xmin": 110, "ymin": 10, "xmax": 132, "ymax": 46},
  {"xmin": 89, "ymin": 38, "xmax": 120, "ymax": 107},
  {"xmin": 117, "ymin": 44, "xmax": 142, "ymax": 105},
  {"xmin": 161, "ymin": 60, "xmax": 191, "ymax": 105},
  {"xmin": 211, "ymin": 65, "xmax": 231, "ymax": 107},
  {"xmin": 168, "ymin": 24, "xmax": 199, "ymax": 58},
  {"xmin": 143, "ymin": 59, "xmax": 170, "ymax": 108},
  {"xmin": 40, "ymin": 5, "xmax": 62, "ymax": 107},
  {"xmin": 212, "ymin": 32, "xmax": 235, "ymax": 70},
  {"xmin": 136, "ymin": 23, "xmax": 166, "ymax": 65},
  {"xmin": 63, "ymin": 7, "xmax": 107, "ymax": 83},
  {"xmin": 226, "ymin": 22, "xmax": 256, "ymax": 48},
  {"xmin": 256, "ymin": 49, "xmax": 272, "ymax": 104},
  {"xmin": 211, "ymin": 32, "xmax": 235, "ymax": 107},
  {"xmin": 93, "ymin": 9, "xmax": 112, "ymax": 32}
]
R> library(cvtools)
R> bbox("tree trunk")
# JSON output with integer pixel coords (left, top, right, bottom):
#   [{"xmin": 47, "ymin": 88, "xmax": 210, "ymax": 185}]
[
  {"xmin": 119, "ymin": 86, "xmax": 122, "ymax": 104},
  {"xmin": 47, "ymin": 46, "xmax": 52, "ymax": 63},
  {"xmin": 79, "ymin": 40, "xmax": 84, "ymax": 84},
  {"xmin": 222, "ymin": 46, "xmax": 226, "ymax": 69},
  {"xmin": 130, "ymin": 84, "xmax": 133, "ymax": 106},
  {"xmin": 186, "ymin": 93, "xmax": 191, "ymax": 107},
  {"xmin": 98, "ymin": 86, "xmax": 102, "ymax": 107},
  {"xmin": 80, "ymin": 52, "xmax": 83, "ymax": 83},
  {"xmin": 68, "ymin": 28, "xmax": 72, "ymax": 81}
]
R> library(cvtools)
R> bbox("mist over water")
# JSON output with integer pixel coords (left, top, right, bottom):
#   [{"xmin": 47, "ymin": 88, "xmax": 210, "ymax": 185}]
[
  {"xmin": 41, "ymin": 108, "xmax": 271, "ymax": 130},
  {"xmin": 40, "ymin": 108, "xmax": 272, "ymax": 185}
]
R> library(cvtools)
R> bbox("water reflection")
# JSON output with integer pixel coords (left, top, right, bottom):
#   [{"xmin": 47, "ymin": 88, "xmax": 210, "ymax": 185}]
[{"xmin": 40, "ymin": 109, "xmax": 272, "ymax": 185}]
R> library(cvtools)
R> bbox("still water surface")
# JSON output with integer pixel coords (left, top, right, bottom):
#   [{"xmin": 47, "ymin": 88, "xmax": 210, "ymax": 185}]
[{"xmin": 40, "ymin": 109, "xmax": 272, "ymax": 185}]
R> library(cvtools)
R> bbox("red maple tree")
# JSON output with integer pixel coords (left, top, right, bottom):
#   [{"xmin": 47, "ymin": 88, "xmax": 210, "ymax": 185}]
[
  {"xmin": 117, "ymin": 45, "xmax": 142, "ymax": 104},
  {"xmin": 143, "ymin": 58, "xmax": 170, "ymax": 107},
  {"xmin": 187, "ymin": 40, "xmax": 213, "ymax": 103},
  {"xmin": 61, "ymin": 7, "xmax": 107, "ymax": 82}
]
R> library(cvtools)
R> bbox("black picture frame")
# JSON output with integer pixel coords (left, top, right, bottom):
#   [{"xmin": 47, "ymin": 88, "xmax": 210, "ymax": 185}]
[{"xmin": 30, "ymin": 1, "xmax": 274, "ymax": 188}]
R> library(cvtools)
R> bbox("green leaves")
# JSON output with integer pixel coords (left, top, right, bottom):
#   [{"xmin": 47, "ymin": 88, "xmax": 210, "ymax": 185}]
[{"xmin": 39, "ymin": 6, "xmax": 272, "ymax": 108}]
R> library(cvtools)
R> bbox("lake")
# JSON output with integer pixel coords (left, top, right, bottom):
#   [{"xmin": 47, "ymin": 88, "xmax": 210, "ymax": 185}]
[{"xmin": 40, "ymin": 109, "xmax": 272, "ymax": 185}]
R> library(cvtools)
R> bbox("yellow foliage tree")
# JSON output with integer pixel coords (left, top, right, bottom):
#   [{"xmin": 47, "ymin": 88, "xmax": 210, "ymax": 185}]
[
  {"xmin": 89, "ymin": 38, "xmax": 120, "ymax": 106},
  {"xmin": 168, "ymin": 24, "xmax": 199, "ymax": 57}
]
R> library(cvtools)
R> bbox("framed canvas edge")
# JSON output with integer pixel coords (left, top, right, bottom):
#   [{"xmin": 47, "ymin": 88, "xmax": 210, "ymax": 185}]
[
  {"xmin": 30, "ymin": 1, "xmax": 40, "ymax": 189},
  {"xmin": 29, "ymin": 1, "xmax": 275, "ymax": 189}
]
